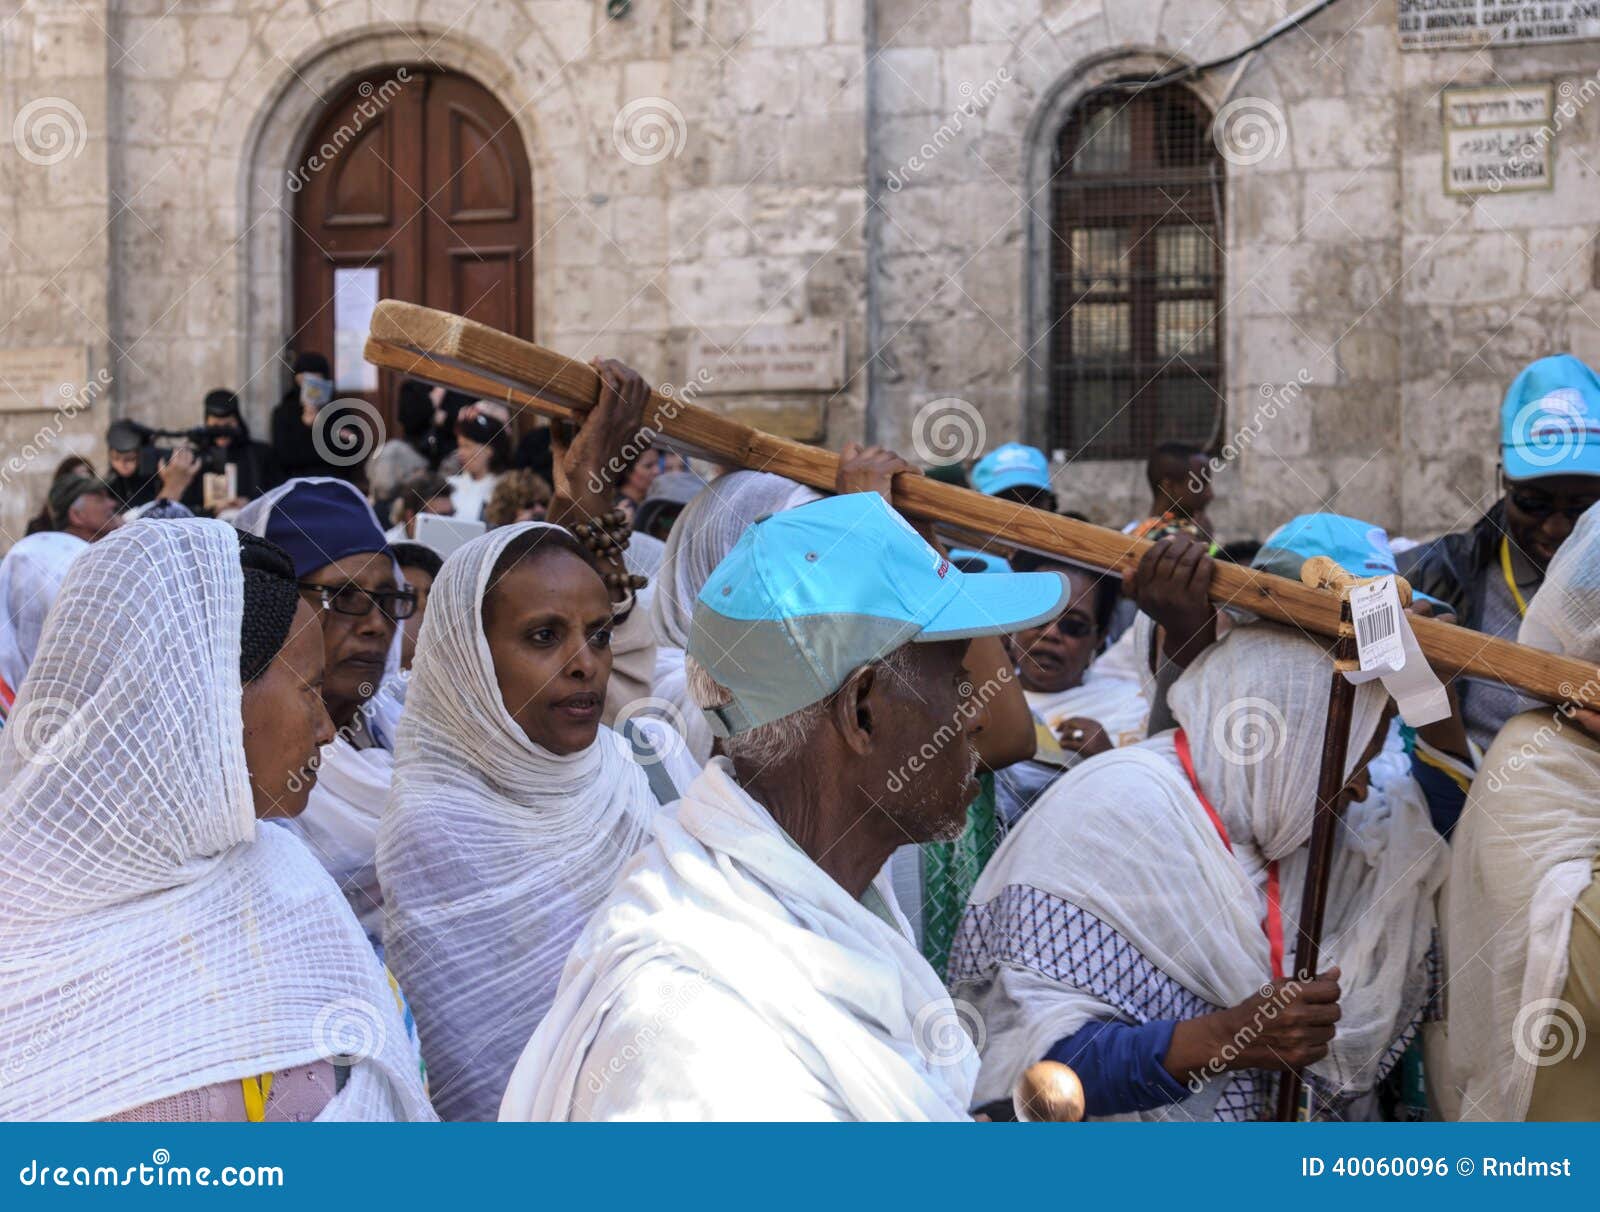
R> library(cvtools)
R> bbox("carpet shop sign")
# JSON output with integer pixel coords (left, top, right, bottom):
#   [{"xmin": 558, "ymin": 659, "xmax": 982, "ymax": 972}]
[{"xmin": 1400, "ymin": 0, "xmax": 1600, "ymax": 49}]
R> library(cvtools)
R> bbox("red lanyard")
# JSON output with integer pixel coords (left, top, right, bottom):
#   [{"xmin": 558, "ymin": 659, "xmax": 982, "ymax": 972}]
[{"xmin": 1174, "ymin": 729, "xmax": 1285, "ymax": 981}]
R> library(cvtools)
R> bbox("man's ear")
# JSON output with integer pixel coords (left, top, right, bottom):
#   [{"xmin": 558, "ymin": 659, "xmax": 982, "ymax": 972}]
[{"xmin": 829, "ymin": 663, "xmax": 878, "ymax": 757}]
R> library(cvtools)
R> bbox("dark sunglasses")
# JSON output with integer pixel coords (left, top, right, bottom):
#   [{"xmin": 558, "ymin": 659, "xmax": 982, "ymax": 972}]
[
  {"xmin": 1053, "ymin": 615, "xmax": 1096, "ymax": 639},
  {"xmin": 1507, "ymin": 489, "xmax": 1599, "ymax": 523},
  {"xmin": 298, "ymin": 581, "xmax": 418, "ymax": 621}
]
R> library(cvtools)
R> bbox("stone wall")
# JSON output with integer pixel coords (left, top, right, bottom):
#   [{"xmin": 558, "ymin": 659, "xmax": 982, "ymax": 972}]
[{"xmin": 1, "ymin": 0, "xmax": 1596, "ymax": 548}]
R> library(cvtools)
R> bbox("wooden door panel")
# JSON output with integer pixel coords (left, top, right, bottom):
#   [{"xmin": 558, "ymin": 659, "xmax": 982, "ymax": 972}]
[
  {"xmin": 324, "ymin": 119, "xmax": 396, "ymax": 227},
  {"xmin": 292, "ymin": 67, "xmax": 533, "ymax": 432}
]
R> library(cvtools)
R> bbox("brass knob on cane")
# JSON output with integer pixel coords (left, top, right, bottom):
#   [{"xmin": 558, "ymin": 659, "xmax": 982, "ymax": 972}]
[{"xmin": 1012, "ymin": 1060, "xmax": 1085, "ymax": 1123}]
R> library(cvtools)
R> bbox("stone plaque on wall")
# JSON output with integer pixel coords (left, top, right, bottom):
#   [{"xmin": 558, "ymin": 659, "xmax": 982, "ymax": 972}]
[
  {"xmin": 0, "ymin": 346, "xmax": 90, "ymax": 413},
  {"xmin": 1443, "ymin": 83, "xmax": 1554, "ymax": 195},
  {"xmin": 1400, "ymin": 1, "xmax": 1600, "ymax": 51},
  {"xmin": 687, "ymin": 323, "xmax": 845, "ymax": 394}
]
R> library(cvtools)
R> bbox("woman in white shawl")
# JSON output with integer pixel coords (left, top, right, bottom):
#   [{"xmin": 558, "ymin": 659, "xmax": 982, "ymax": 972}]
[
  {"xmin": 0, "ymin": 520, "xmax": 433, "ymax": 1121},
  {"xmin": 378, "ymin": 522, "xmax": 699, "ymax": 1121},
  {"xmin": 236, "ymin": 477, "xmax": 411, "ymax": 937},
  {"xmin": 648, "ymin": 469, "xmax": 821, "ymax": 763},
  {"xmin": 950, "ymin": 623, "xmax": 1446, "ymax": 1120},
  {"xmin": 1442, "ymin": 502, "xmax": 1600, "ymax": 1120},
  {"xmin": 0, "ymin": 531, "xmax": 87, "ymax": 723},
  {"xmin": 995, "ymin": 553, "xmax": 1149, "ymax": 825}
]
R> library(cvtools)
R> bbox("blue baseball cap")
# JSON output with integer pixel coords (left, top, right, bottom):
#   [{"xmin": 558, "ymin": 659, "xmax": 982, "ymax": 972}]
[
  {"xmin": 688, "ymin": 493, "xmax": 1069, "ymax": 736},
  {"xmin": 1254, "ymin": 513, "xmax": 1447, "ymax": 611},
  {"xmin": 1500, "ymin": 354, "xmax": 1600, "ymax": 482},
  {"xmin": 971, "ymin": 443, "xmax": 1051, "ymax": 496}
]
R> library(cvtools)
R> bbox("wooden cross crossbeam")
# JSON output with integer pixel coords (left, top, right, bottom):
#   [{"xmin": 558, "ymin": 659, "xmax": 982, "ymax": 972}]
[{"xmin": 364, "ymin": 300, "xmax": 1600, "ymax": 711}]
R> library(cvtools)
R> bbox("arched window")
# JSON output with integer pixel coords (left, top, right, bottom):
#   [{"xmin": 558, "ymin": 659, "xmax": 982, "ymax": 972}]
[{"xmin": 1048, "ymin": 85, "xmax": 1223, "ymax": 460}]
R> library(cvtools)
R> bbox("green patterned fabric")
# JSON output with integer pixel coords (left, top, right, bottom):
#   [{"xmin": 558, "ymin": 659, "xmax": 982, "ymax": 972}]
[{"xmin": 920, "ymin": 773, "xmax": 999, "ymax": 980}]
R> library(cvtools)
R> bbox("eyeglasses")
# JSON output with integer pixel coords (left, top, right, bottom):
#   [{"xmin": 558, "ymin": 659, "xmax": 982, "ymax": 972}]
[
  {"xmin": 1507, "ymin": 489, "xmax": 1600, "ymax": 523},
  {"xmin": 297, "ymin": 581, "xmax": 418, "ymax": 621}
]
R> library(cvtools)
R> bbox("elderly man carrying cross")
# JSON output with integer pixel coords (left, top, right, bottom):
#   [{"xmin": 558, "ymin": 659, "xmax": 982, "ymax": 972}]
[{"xmin": 500, "ymin": 491, "xmax": 1072, "ymax": 1121}]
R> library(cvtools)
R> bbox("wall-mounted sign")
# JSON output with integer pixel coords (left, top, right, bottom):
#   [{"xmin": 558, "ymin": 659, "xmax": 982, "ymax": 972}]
[
  {"xmin": 0, "ymin": 346, "xmax": 90, "ymax": 413},
  {"xmin": 333, "ymin": 266, "xmax": 380, "ymax": 392},
  {"xmin": 1443, "ymin": 83, "xmax": 1554, "ymax": 195},
  {"xmin": 688, "ymin": 322, "xmax": 846, "ymax": 394},
  {"xmin": 1401, "ymin": 1, "xmax": 1600, "ymax": 51}
]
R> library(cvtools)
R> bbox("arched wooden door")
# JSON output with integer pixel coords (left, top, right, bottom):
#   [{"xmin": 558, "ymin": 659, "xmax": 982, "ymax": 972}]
[{"xmin": 291, "ymin": 67, "xmax": 534, "ymax": 425}]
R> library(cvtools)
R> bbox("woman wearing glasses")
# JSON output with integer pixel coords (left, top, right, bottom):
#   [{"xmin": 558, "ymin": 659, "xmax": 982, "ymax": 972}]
[
  {"xmin": 236, "ymin": 478, "xmax": 418, "ymax": 941},
  {"xmin": 994, "ymin": 553, "xmax": 1147, "ymax": 827}
]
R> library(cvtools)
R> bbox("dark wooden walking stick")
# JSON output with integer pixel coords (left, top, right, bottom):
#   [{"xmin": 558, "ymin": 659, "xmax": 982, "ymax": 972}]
[{"xmin": 1274, "ymin": 557, "xmax": 1402, "ymax": 1121}]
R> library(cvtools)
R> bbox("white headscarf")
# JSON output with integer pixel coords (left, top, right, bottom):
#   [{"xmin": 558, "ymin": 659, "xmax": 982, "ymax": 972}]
[
  {"xmin": 0, "ymin": 520, "xmax": 433, "ymax": 1121},
  {"xmin": 953, "ymin": 625, "xmax": 1440, "ymax": 1118},
  {"xmin": 378, "ymin": 522, "xmax": 696, "ymax": 1120},
  {"xmin": 1443, "ymin": 503, "xmax": 1600, "ymax": 1120},
  {"xmin": 236, "ymin": 478, "xmax": 403, "ymax": 933},
  {"xmin": 0, "ymin": 531, "xmax": 87, "ymax": 695},
  {"xmin": 647, "ymin": 471, "xmax": 820, "ymax": 763},
  {"xmin": 501, "ymin": 760, "xmax": 978, "ymax": 1121}
]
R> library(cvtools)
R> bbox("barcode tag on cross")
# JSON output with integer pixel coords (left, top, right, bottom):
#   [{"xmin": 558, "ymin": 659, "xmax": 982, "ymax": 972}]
[{"xmin": 1349, "ymin": 575, "xmax": 1407, "ymax": 673}]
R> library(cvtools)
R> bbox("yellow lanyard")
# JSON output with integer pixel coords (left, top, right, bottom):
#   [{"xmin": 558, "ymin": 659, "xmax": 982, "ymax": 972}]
[
  {"xmin": 240, "ymin": 1072, "xmax": 274, "ymax": 1122},
  {"xmin": 1499, "ymin": 537, "xmax": 1530, "ymax": 618}
]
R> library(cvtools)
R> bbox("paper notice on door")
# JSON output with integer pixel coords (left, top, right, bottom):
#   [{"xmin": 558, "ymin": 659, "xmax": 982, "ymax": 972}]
[{"xmin": 333, "ymin": 267, "xmax": 380, "ymax": 392}]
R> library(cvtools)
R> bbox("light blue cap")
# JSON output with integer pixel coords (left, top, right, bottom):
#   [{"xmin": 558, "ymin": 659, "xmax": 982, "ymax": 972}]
[
  {"xmin": 1500, "ymin": 354, "xmax": 1600, "ymax": 482},
  {"xmin": 688, "ymin": 493, "xmax": 1069, "ymax": 736},
  {"xmin": 971, "ymin": 443, "xmax": 1051, "ymax": 496},
  {"xmin": 1254, "ymin": 513, "xmax": 1447, "ymax": 611},
  {"xmin": 947, "ymin": 547, "xmax": 1012, "ymax": 574}
]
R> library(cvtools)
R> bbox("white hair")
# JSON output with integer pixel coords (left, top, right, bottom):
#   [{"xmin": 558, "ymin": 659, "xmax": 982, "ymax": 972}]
[{"xmin": 685, "ymin": 647, "xmax": 916, "ymax": 769}]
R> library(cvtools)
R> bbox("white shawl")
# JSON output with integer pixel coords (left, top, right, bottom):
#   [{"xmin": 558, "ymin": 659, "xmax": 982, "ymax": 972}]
[
  {"xmin": 647, "ymin": 471, "xmax": 820, "ymax": 763},
  {"xmin": 1442, "ymin": 503, "xmax": 1600, "ymax": 1121},
  {"xmin": 953, "ymin": 625, "xmax": 1441, "ymax": 1119},
  {"xmin": 0, "ymin": 532, "xmax": 87, "ymax": 695},
  {"xmin": 501, "ymin": 759, "xmax": 978, "ymax": 1121},
  {"xmin": 0, "ymin": 520, "xmax": 433, "ymax": 1121},
  {"xmin": 236, "ymin": 478, "xmax": 404, "ymax": 929},
  {"xmin": 378, "ymin": 522, "xmax": 696, "ymax": 1121}
]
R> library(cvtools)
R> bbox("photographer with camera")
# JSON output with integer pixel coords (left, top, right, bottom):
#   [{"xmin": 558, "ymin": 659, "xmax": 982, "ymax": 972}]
[
  {"xmin": 186, "ymin": 389, "xmax": 281, "ymax": 514},
  {"xmin": 104, "ymin": 421, "xmax": 201, "ymax": 512}
]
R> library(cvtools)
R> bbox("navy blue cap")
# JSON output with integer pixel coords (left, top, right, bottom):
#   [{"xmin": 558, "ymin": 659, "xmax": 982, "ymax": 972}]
[{"xmin": 261, "ymin": 479, "xmax": 388, "ymax": 578}]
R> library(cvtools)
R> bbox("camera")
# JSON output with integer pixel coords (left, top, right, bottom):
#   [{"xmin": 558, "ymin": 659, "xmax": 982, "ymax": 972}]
[{"xmin": 110, "ymin": 420, "xmax": 235, "ymax": 478}]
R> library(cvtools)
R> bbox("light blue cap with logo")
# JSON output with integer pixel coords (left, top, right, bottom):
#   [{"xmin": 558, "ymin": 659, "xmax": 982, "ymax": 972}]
[
  {"xmin": 1500, "ymin": 354, "xmax": 1600, "ymax": 482},
  {"xmin": 971, "ymin": 443, "xmax": 1052, "ymax": 496},
  {"xmin": 1254, "ymin": 513, "xmax": 1447, "ymax": 611},
  {"xmin": 688, "ymin": 492, "xmax": 1070, "ymax": 737}
]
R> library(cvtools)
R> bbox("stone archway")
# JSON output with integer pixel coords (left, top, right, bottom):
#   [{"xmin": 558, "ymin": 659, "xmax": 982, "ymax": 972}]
[{"xmin": 235, "ymin": 27, "xmax": 556, "ymax": 427}]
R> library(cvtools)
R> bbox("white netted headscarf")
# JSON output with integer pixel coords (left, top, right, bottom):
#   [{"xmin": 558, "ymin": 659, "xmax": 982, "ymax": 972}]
[
  {"xmin": 378, "ymin": 522, "xmax": 690, "ymax": 1120},
  {"xmin": 0, "ymin": 531, "xmax": 87, "ymax": 695},
  {"xmin": 0, "ymin": 519, "xmax": 434, "ymax": 1121},
  {"xmin": 647, "ymin": 470, "xmax": 820, "ymax": 762},
  {"xmin": 237, "ymin": 477, "xmax": 403, "ymax": 933},
  {"xmin": 1443, "ymin": 502, "xmax": 1600, "ymax": 1120},
  {"xmin": 954, "ymin": 625, "xmax": 1440, "ymax": 1117}
]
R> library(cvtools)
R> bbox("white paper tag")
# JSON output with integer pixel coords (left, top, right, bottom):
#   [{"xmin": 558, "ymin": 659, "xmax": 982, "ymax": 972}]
[{"xmin": 1350, "ymin": 576, "xmax": 1406, "ymax": 674}]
